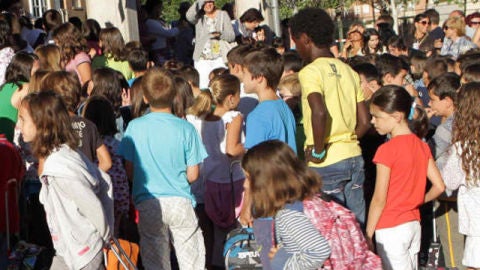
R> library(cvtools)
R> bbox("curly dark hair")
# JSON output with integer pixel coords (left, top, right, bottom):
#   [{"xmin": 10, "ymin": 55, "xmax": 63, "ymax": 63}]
[
  {"xmin": 453, "ymin": 82, "xmax": 480, "ymax": 184},
  {"xmin": 289, "ymin": 8, "xmax": 334, "ymax": 48},
  {"xmin": 0, "ymin": 19, "xmax": 12, "ymax": 48}
]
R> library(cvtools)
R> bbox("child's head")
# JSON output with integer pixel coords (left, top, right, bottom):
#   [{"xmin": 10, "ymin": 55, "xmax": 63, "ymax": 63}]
[
  {"xmin": 278, "ymin": 73, "xmax": 301, "ymax": 111},
  {"xmin": 42, "ymin": 9, "xmax": 63, "ymax": 32},
  {"xmin": 52, "ymin": 22, "xmax": 87, "ymax": 64},
  {"xmin": 99, "ymin": 27, "xmax": 127, "ymax": 61},
  {"xmin": 83, "ymin": 95, "xmax": 118, "ymax": 137},
  {"xmin": 163, "ymin": 59, "xmax": 184, "ymax": 73},
  {"xmin": 289, "ymin": 8, "xmax": 334, "ymax": 62},
  {"xmin": 179, "ymin": 65, "xmax": 200, "ymax": 89},
  {"xmin": 130, "ymin": 76, "xmax": 149, "ymax": 119},
  {"xmin": 370, "ymin": 85, "xmax": 428, "ymax": 138},
  {"xmin": 141, "ymin": 67, "xmax": 176, "ymax": 109},
  {"xmin": 272, "ymin": 37, "xmax": 285, "ymax": 55},
  {"xmin": 29, "ymin": 70, "xmax": 50, "ymax": 93},
  {"xmin": 453, "ymin": 82, "xmax": 480, "ymax": 182},
  {"xmin": 127, "ymin": 48, "xmax": 149, "ymax": 73},
  {"xmin": 456, "ymin": 52, "xmax": 480, "ymax": 76},
  {"xmin": 90, "ymin": 67, "xmax": 123, "ymax": 111},
  {"xmin": 423, "ymin": 57, "xmax": 448, "ymax": 86},
  {"xmin": 226, "ymin": 44, "xmax": 253, "ymax": 80},
  {"xmin": 352, "ymin": 63, "xmax": 381, "ymax": 99},
  {"xmin": 386, "ymin": 36, "xmax": 408, "ymax": 57},
  {"xmin": 18, "ymin": 91, "xmax": 77, "ymax": 158},
  {"xmin": 242, "ymin": 47, "xmax": 284, "ymax": 92},
  {"xmin": 282, "ymin": 50, "xmax": 303, "ymax": 77},
  {"xmin": 461, "ymin": 63, "xmax": 480, "ymax": 83},
  {"xmin": 409, "ymin": 54, "xmax": 427, "ymax": 81},
  {"xmin": 208, "ymin": 67, "xmax": 229, "ymax": 83},
  {"xmin": 40, "ymin": 71, "xmax": 81, "ymax": 113},
  {"xmin": 242, "ymin": 140, "xmax": 322, "ymax": 218},
  {"xmin": 4, "ymin": 52, "xmax": 36, "ymax": 84},
  {"xmin": 35, "ymin": 44, "xmax": 62, "ymax": 72},
  {"xmin": 188, "ymin": 74, "xmax": 240, "ymax": 117},
  {"xmin": 376, "ymin": 54, "xmax": 407, "ymax": 86},
  {"xmin": 427, "ymin": 72, "xmax": 460, "ymax": 118},
  {"xmin": 172, "ymin": 76, "xmax": 194, "ymax": 119}
]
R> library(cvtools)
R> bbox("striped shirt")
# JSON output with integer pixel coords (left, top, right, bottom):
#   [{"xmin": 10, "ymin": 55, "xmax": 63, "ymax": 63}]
[{"xmin": 271, "ymin": 202, "xmax": 331, "ymax": 269}]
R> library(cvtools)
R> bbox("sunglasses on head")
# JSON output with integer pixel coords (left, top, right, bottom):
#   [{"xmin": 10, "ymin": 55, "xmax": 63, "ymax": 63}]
[{"xmin": 419, "ymin": 20, "xmax": 430, "ymax": 25}]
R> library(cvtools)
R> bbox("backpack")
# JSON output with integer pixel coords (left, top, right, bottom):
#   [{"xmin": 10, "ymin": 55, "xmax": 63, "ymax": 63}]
[
  {"xmin": 223, "ymin": 227, "xmax": 263, "ymax": 270},
  {"xmin": 303, "ymin": 195, "xmax": 382, "ymax": 270}
]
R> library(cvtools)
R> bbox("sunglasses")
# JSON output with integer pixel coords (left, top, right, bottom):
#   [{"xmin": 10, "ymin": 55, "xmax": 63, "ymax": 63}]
[
  {"xmin": 444, "ymin": 26, "xmax": 450, "ymax": 30},
  {"xmin": 471, "ymin": 21, "xmax": 480, "ymax": 25},
  {"xmin": 419, "ymin": 20, "xmax": 431, "ymax": 25}
]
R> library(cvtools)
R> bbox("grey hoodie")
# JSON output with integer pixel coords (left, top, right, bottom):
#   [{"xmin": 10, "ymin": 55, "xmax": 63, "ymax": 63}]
[{"xmin": 40, "ymin": 145, "xmax": 114, "ymax": 270}]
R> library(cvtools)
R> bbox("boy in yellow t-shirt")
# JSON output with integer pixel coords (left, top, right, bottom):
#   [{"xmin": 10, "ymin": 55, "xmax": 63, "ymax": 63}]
[{"xmin": 289, "ymin": 8, "xmax": 371, "ymax": 227}]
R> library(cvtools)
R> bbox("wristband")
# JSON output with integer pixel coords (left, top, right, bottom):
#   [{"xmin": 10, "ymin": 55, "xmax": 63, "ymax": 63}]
[{"xmin": 311, "ymin": 148, "xmax": 326, "ymax": 159}]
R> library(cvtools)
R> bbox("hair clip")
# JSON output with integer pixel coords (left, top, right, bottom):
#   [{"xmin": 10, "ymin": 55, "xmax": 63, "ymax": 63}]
[{"xmin": 408, "ymin": 101, "xmax": 416, "ymax": 120}]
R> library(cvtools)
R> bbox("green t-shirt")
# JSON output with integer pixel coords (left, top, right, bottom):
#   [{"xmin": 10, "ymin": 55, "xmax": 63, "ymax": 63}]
[
  {"xmin": 0, "ymin": 82, "xmax": 21, "ymax": 142},
  {"xmin": 92, "ymin": 55, "xmax": 134, "ymax": 80}
]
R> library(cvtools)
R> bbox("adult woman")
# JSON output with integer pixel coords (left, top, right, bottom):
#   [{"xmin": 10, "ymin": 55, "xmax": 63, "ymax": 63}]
[
  {"xmin": 362, "ymin": 28, "xmax": 383, "ymax": 55},
  {"xmin": 144, "ymin": 1, "xmax": 179, "ymax": 65},
  {"xmin": 53, "ymin": 22, "xmax": 92, "ymax": 86},
  {"xmin": 440, "ymin": 17, "xmax": 477, "ymax": 59},
  {"xmin": 404, "ymin": 13, "xmax": 432, "ymax": 54},
  {"xmin": 341, "ymin": 23, "xmax": 365, "ymax": 58},
  {"xmin": 187, "ymin": 0, "xmax": 235, "ymax": 89},
  {"xmin": 234, "ymin": 8, "xmax": 264, "ymax": 43}
]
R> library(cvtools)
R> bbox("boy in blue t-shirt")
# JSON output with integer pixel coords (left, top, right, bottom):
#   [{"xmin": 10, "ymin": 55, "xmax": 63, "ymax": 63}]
[
  {"xmin": 242, "ymin": 47, "xmax": 297, "ymax": 152},
  {"xmin": 118, "ymin": 67, "xmax": 207, "ymax": 270},
  {"xmin": 239, "ymin": 47, "xmax": 297, "ymax": 269}
]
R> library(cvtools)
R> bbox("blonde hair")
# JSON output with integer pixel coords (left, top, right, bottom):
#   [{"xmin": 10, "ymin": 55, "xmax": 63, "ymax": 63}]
[
  {"xmin": 188, "ymin": 74, "xmax": 240, "ymax": 116},
  {"xmin": 278, "ymin": 73, "xmax": 301, "ymax": 97},
  {"xmin": 446, "ymin": 16, "xmax": 466, "ymax": 37},
  {"xmin": 35, "ymin": 44, "xmax": 62, "ymax": 72}
]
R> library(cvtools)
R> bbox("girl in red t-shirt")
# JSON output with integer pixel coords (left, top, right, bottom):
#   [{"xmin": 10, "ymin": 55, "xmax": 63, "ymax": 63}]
[{"xmin": 366, "ymin": 85, "xmax": 445, "ymax": 269}]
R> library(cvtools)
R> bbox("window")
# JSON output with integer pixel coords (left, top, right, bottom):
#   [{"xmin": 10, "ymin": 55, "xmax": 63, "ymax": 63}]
[
  {"xmin": 72, "ymin": 0, "xmax": 82, "ymax": 9},
  {"xmin": 29, "ymin": 0, "xmax": 48, "ymax": 18}
]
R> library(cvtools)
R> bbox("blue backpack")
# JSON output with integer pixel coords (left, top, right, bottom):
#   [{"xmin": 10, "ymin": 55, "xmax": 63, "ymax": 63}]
[{"xmin": 223, "ymin": 227, "xmax": 263, "ymax": 270}]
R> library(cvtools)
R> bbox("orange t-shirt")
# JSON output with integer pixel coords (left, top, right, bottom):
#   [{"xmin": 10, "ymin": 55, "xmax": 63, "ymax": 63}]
[{"xmin": 373, "ymin": 134, "xmax": 432, "ymax": 229}]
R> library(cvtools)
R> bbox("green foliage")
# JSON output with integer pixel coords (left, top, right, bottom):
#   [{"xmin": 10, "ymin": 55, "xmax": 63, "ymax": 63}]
[
  {"xmin": 279, "ymin": 0, "xmax": 356, "ymax": 19},
  {"xmin": 159, "ymin": 0, "xmax": 234, "ymax": 22}
]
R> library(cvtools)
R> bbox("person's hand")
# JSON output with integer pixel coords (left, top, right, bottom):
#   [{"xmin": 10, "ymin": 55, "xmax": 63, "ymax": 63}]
[
  {"xmin": 121, "ymin": 88, "xmax": 131, "ymax": 107},
  {"xmin": 425, "ymin": 107, "xmax": 436, "ymax": 119},
  {"xmin": 305, "ymin": 145, "xmax": 327, "ymax": 164},
  {"xmin": 268, "ymin": 245, "xmax": 279, "ymax": 259},
  {"xmin": 239, "ymin": 207, "xmax": 253, "ymax": 227},
  {"xmin": 434, "ymin": 39, "xmax": 443, "ymax": 50}
]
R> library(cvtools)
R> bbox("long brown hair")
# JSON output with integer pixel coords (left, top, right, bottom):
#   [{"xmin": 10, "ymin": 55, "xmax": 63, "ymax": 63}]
[
  {"xmin": 99, "ymin": 27, "xmax": 127, "ymax": 62},
  {"xmin": 242, "ymin": 140, "xmax": 322, "ymax": 218},
  {"xmin": 22, "ymin": 91, "xmax": 78, "ymax": 158},
  {"xmin": 453, "ymin": 82, "xmax": 480, "ymax": 184},
  {"xmin": 52, "ymin": 22, "xmax": 88, "ymax": 65}
]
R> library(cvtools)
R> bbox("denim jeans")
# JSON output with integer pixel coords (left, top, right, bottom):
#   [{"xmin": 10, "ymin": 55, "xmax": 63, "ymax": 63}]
[{"xmin": 310, "ymin": 155, "xmax": 366, "ymax": 227}]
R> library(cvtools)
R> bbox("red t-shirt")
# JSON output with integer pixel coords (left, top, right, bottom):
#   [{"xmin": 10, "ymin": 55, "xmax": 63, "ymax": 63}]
[
  {"xmin": 0, "ymin": 134, "xmax": 24, "ymax": 234},
  {"xmin": 373, "ymin": 133, "xmax": 432, "ymax": 229}
]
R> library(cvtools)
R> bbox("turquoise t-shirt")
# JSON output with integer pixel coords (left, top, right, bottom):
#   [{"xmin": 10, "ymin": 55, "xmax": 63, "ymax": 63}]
[
  {"xmin": 117, "ymin": 112, "xmax": 208, "ymax": 206},
  {"xmin": 245, "ymin": 99, "xmax": 297, "ymax": 153}
]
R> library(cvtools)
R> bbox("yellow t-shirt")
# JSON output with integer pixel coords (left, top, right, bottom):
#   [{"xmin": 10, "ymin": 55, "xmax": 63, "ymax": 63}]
[{"xmin": 299, "ymin": 57, "xmax": 365, "ymax": 167}]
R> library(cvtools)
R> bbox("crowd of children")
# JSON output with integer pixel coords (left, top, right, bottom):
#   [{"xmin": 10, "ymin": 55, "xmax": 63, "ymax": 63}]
[{"xmin": 1, "ymin": 2, "xmax": 480, "ymax": 270}]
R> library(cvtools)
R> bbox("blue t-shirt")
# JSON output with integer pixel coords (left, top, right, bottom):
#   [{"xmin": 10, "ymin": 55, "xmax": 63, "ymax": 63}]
[
  {"xmin": 117, "ymin": 112, "xmax": 208, "ymax": 206},
  {"xmin": 245, "ymin": 99, "xmax": 297, "ymax": 153}
]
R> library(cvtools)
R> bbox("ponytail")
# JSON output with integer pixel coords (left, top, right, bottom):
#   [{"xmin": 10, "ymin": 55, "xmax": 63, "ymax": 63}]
[{"xmin": 188, "ymin": 90, "xmax": 214, "ymax": 117}]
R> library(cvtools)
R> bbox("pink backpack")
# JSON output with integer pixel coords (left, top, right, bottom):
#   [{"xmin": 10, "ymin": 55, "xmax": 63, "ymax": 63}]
[{"xmin": 303, "ymin": 195, "xmax": 382, "ymax": 270}]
